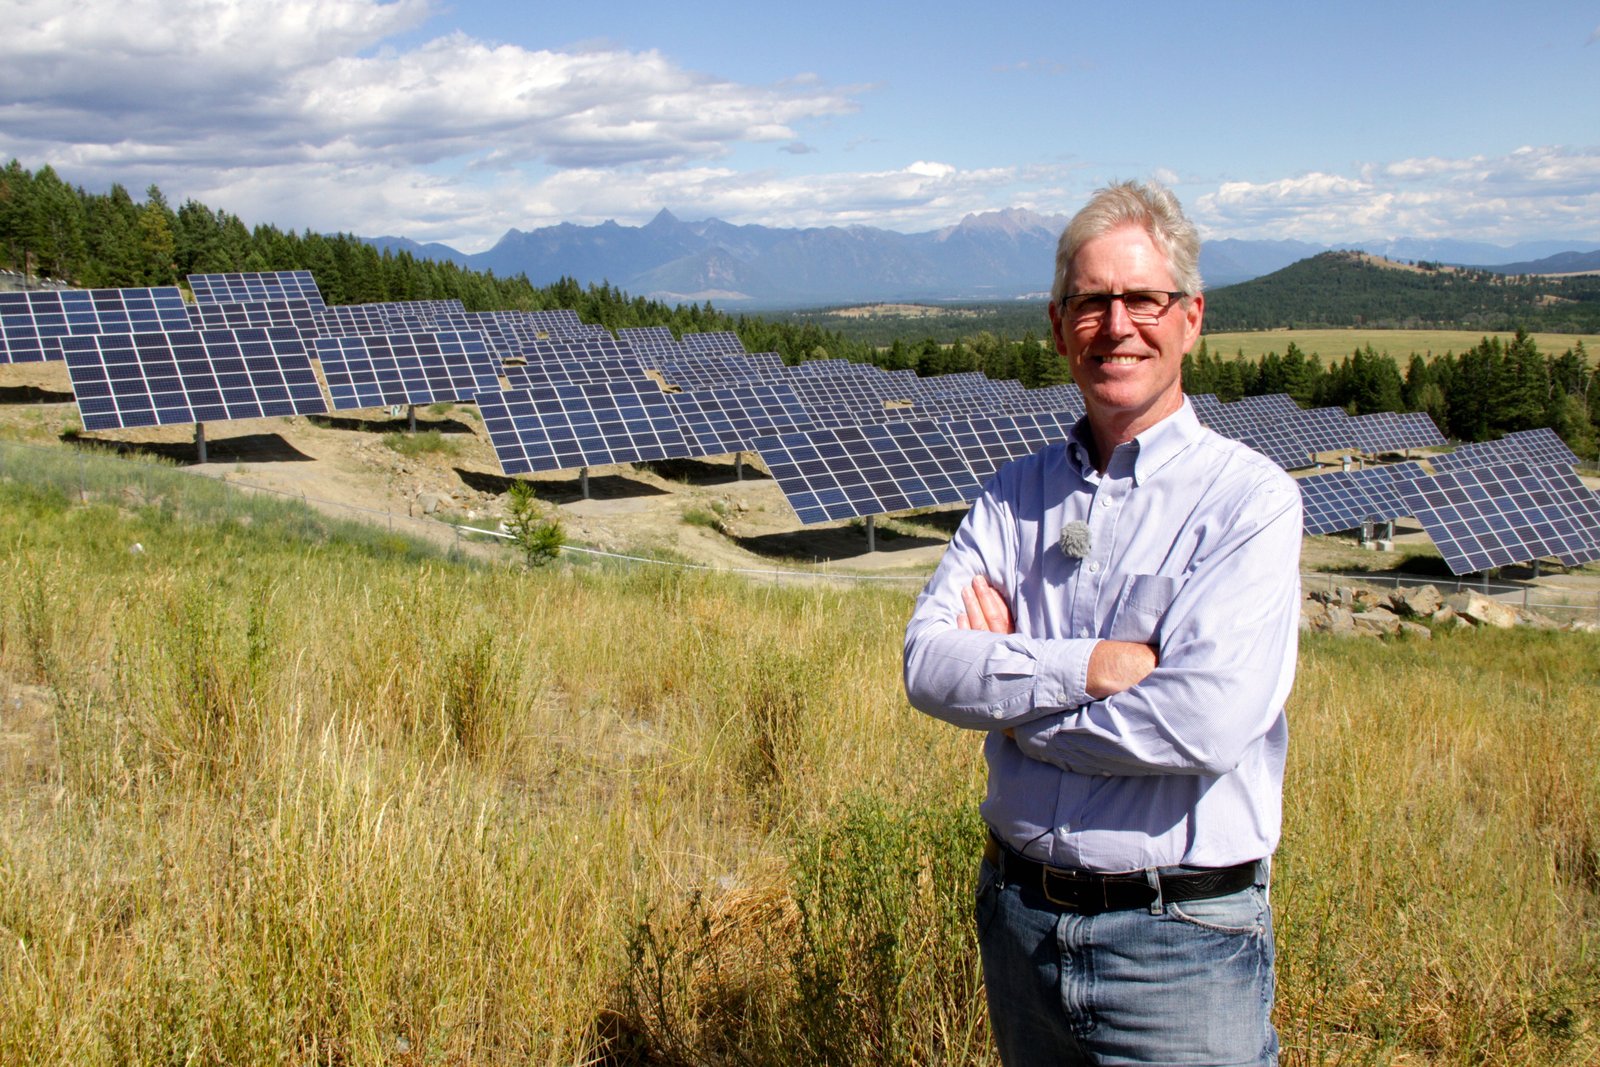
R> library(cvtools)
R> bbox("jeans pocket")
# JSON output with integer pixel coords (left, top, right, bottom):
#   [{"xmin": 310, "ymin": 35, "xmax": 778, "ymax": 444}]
[
  {"xmin": 1165, "ymin": 886, "xmax": 1268, "ymax": 935},
  {"xmin": 974, "ymin": 857, "xmax": 1001, "ymax": 935}
]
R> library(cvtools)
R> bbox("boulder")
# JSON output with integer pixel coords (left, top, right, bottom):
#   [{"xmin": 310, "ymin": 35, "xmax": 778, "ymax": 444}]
[
  {"xmin": 1444, "ymin": 591, "xmax": 1520, "ymax": 629},
  {"xmin": 1353, "ymin": 588, "xmax": 1388, "ymax": 612},
  {"xmin": 1390, "ymin": 584, "xmax": 1443, "ymax": 618},
  {"xmin": 1398, "ymin": 621, "xmax": 1433, "ymax": 640},
  {"xmin": 1323, "ymin": 605, "xmax": 1359, "ymax": 636},
  {"xmin": 1352, "ymin": 607, "xmax": 1402, "ymax": 636},
  {"xmin": 1300, "ymin": 599, "xmax": 1329, "ymax": 631}
]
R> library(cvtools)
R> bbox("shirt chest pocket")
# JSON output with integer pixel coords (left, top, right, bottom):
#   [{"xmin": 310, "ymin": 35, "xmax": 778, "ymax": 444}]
[{"xmin": 1107, "ymin": 573, "xmax": 1179, "ymax": 645}]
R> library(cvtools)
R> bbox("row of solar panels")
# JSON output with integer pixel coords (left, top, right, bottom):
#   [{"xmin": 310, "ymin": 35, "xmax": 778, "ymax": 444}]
[
  {"xmin": 1295, "ymin": 428, "xmax": 1598, "ymax": 572},
  {"xmin": 3, "ymin": 274, "xmax": 1597, "ymax": 574}
]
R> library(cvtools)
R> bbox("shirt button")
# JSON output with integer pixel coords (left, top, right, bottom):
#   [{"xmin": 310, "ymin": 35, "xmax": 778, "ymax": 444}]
[
  {"xmin": 1078, "ymin": 628, "xmax": 1090, "ymax": 638},
  {"xmin": 1088, "ymin": 562, "xmax": 1100, "ymax": 573}
]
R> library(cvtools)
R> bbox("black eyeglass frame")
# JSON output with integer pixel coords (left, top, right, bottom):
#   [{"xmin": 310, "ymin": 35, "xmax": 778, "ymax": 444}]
[{"xmin": 1060, "ymin": 289, "xmax": 1188, "ymax": 324}]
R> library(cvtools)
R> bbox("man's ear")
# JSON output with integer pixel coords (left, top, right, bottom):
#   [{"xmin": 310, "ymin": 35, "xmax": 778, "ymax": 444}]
[
  {"xmin": 1048, "ymin": 301, "xmax": 1070, "ymax": 356},
  {"xmin": 1181, "ymin": 292, "xmax": 1205, "ymax": 353}
]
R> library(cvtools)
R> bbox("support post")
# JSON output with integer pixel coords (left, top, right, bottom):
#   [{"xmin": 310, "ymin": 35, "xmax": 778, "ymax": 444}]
[
  {"xmin": 194, "ymin": 422, "xmax": 207, "ymax": 464},
  {"xmin": 735, "ymin": 453, "xmax": 744, "ymax": 481},
  {"xmin": 580, "ymin": 467, "xmax": 590, "ymax": 500},
  {"xmin": 865, "ymin": 513, "xmax": 876, "ymax": 553},
  {"xmin": 408, "ymin": 404, "xmax": 417, "ymax": 434}
]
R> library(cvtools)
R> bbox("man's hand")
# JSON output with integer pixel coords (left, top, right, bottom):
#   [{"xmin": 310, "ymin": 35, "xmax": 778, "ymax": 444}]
[
  {"xmin": 957, "ymin": 574, "xmax": 1013, "ymax": 634},
  {"xmin": 1087, "ymin": 640, "xmax": 1158, "ymax": 699}
]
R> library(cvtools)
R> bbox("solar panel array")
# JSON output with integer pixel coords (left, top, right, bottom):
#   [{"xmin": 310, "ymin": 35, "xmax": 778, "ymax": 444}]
[
  {"xmin": 61, "ymin": 327, "xmax": 326, "ymax": 431},
  {"xmin": 1, "ymin": 287, "xmax": 192, "ymax": 363},
  {"xmin": 751, "ymin": 421, "xmax": 985, "ymax": 525},
  {"xmin": 1429, "ymin": 428, "xmax": 1581, "ymax": 473},
  {"xmin": 187, "ymin": 298, "xmax": 322, "ymax": 336},
  {"xmin": 477, "ymin": 380, "xmax": 693, "ymax": 475},
  {"xmin": 188, "ymin": 271, "xmax": 326, "ymax": 309},
  {"xmin": 667, "ymin": 382, "xmax": 816, "ymax": 456},
  {"xmin": 314, "ymin": 331, "xmax": 502, "ymax": 409},
  {"xmin": 1297, "ymin": 462, "xmax": 1427, "ymax": 535},
  {"xmin": 16, "ymin": 274, "xmax": 1593, "ymax": 557},
  {"xmin": 943, "ymin": 411, "xmax": 1080, "ymax": 485},
  {"xmin": 1397, "ymin": 462, "xmax": 1600, "ymax": 574}
]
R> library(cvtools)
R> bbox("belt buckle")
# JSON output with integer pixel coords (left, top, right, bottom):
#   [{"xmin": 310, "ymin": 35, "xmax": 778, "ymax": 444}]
[{"xmin": 1040, "ymin": 866, "xmax": 1090, "ymax": 910}]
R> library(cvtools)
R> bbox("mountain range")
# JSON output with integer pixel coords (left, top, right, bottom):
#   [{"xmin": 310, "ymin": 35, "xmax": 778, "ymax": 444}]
[{"xmin": 360, "ymin": 211, "xmax": 1600, "ymax": 309}]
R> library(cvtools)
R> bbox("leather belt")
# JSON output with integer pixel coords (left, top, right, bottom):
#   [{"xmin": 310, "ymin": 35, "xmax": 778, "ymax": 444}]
[{"xmin": 984, "ymin": 837, "xmax": 1259, "ymax": 913}]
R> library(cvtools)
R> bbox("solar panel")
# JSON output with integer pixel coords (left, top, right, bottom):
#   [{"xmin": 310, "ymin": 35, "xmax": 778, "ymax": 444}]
[
  {"xmin": 1396, "ymin": 461, "xmax": 1592, "ymax": 574},
  {"xmin": 1431, "ymin": 428, "xmax": 1581, "ymax": 473},
  {"xmin": 62, "ymin": 327, "xmax": 327, "ymax": 431},
  {"xmin": 313, "ymin": 304, "xmax": 395, "ymax": 337},
  {"xmin": 1296, "ymin": 470, "xmax": 1374, "ymax": 535},
  {"xmin": 679, "ymin": 331, "xmax": 747, "ymax": 356},
  {"xmin": 652, "ymin": 352, "xmax": 785, "ymax": 391},
  {"xmin": 475, "ymin": 381, "xmax": 693, "ymax": 475},
  {"xmin": 524, "ymin": 309, "xmax": 588, "ymax": 337},
  {"xmin": 517, "ymin": 334, "xmax": 636, "ymax": 364},
  {"xmin": 186, "ymin": 271, "xmax": 326, "ymax": 309},
  {"xmin": 616, "ymin": 326, "xmax": 678, "ymax": 348},
  {"xmin": 667, "ymin": 383, "xmax": 817, "ymax": 456},
  {"xmin": 1522, "ymin": 465, "xmax": 1600, "ymax": 567},
  {"xmin": 1349, "ymin": 410, "xmax": 1447, "ymax": 454},
  {"xmin": 313, "ymin": 331, "xmax": 502, "ymax": 409},
  {"xmin": 751, "ymin": 420, "xmax": 984, "ymax": 525},
  {"xmin": 941, "ymin": 411, "xmax": 1076, "ymax": 484},
  {"xmin": 504, "ymin": 354, "xmax": 650, "ymax": 388},
  {"xmin": 1, "ymin": 287, "xmax": 191, "ymax": 363},
  {"xmin": 187, "ymin": 298, "xmax": 321, "ymax": 336},
  {"xmin": 1005, "ymin": 384, "xmax": 1086, "ymax": 420}
]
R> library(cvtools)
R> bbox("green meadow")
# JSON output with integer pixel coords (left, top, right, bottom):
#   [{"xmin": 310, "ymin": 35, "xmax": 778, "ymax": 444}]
[
  {"xmin": 1203, "ymin": 328, "xmax": 1600, "ymax": 364},
  {"xmin": 2, "ymin": 443, "xmax": 1599, "ymax": 1065}
]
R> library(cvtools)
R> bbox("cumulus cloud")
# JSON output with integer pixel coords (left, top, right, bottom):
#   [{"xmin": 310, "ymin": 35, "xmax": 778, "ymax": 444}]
[
  {"xmin": 1193, "ymin": 146, "xmax": 1600, "ymax": 243},
  {"xmin": 0, "ymin": 0, "xmax": 862, "ymax": 232}
]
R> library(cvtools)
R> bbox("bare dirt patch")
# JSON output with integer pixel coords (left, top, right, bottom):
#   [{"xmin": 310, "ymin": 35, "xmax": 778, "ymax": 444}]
[{"xmin": 0, "ymin": 361, "xmax": 948, "ymax": 577}]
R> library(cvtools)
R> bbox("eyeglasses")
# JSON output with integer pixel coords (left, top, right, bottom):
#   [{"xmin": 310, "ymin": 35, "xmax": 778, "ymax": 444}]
[{"xmin": 1061, "ymin": 290, "xmax": 1186, "ymax": 326}]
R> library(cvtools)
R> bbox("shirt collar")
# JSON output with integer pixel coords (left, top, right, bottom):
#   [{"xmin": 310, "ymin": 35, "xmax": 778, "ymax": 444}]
[{"xmin": 1067, "ymin": 397, "xmax": 1205, "ymax": 485}]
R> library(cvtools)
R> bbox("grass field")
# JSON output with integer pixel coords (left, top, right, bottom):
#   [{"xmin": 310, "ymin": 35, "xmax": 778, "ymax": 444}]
[
  {"xmin": 3, "ymin": 444, "xmax": 1599, "ymax": 1065},
  {"xmin": 1202, "ymin": 328, "xmax": 1600, "ymax": 363}
]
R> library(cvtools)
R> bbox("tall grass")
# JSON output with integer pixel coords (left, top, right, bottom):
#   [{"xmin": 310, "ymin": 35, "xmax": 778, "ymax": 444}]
[{"xmin": 1, "ymin": 443, "xmax": 1598, "ymax": 1064}]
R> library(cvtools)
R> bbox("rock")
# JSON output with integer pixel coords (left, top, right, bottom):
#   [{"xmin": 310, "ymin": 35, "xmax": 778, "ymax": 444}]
[
  {"xmin": 1324, "ymin": 605, "xmax": 1358, "ymax": 636},
  {"xmin": 1398, "ymin": 620, "xmax": 1433, "ymax": 640},
  {"xmin": 1352, "ymin": 607, "xmax": 1401, "ymax": 636},
  {"xmin": 1390, "ymin": 584, "xmax": 1442, "ymax": 618},
  {"xmin": 129, "ymin": 542, "xmax": 144, "ymax": 555},
  {"xmin": 1353, "ymin": 588, "xmax": 1388, "ymax": 612},
  {"xmin": 1444, "ymin": 591, "xmax": 1519, "ymax": 629},
  {"xmin": 1300, "ymin": 599, "xmax": 1329, "ymax": 631},
  {"xmin": 1519, "ymin": 610, "xmax": 1560, "ymax": 631}
]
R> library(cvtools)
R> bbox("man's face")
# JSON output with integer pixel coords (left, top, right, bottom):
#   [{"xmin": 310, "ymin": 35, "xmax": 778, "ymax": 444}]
[{"xmin": 1049, "ymin": 224, "xmax": 1203, "ymax": 440}]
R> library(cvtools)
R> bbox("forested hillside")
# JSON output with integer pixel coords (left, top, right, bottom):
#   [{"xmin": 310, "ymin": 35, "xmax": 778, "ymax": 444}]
[
  {"xmin": 1205, "ymin": 251, "xmax": 1600, "ymax": 333},
  {"xmin": 2, "ymin": 160, "xmax": 1597, "ymax": 457}
]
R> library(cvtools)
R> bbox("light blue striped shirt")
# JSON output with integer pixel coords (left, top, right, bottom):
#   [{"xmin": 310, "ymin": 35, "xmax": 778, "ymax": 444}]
[{"xmin": 904, "ymin": 399, "xmax": 1302, "ymax": 872}]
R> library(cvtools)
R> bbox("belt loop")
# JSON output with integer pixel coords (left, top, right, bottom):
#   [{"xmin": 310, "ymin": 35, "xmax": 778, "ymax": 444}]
[{"xmin": 1144, "ymin": 867, "xmax": 1164, "ymax": 915}]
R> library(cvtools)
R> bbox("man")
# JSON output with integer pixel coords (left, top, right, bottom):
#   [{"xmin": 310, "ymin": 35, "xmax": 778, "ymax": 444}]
[{"xmin": 903, "ymin": 179, "xmax": 1301, "ymax": 1066}]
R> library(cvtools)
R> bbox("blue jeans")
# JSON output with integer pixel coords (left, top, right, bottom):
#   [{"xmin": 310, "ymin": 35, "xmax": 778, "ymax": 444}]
[{"xmin": 975, "ymin": 857, "xmax": 1278, "ymax": 1066}]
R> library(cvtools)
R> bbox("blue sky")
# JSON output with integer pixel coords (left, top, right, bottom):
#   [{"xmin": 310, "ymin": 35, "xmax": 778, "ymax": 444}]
[{"xmin": 3, "ymin": 0, "xmax": 1597, "ymax": 252}]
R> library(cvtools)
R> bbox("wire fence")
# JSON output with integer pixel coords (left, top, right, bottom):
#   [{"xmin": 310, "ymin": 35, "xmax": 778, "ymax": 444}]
[{"xmin": 5, "ymin": 437, "xmax": 1599, "ymax": 614}]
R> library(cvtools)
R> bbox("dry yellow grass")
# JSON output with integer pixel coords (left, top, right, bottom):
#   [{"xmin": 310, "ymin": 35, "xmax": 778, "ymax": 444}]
[
  {"xmin": 3, "ymin": 444, "xmax": 1599, "ymax": 1064},
  {"xmin": 1203, "ymin": 328, "xmax": 1599, "ymax": 364}
]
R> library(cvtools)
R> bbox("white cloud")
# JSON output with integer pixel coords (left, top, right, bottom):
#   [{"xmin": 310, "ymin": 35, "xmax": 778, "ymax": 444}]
[
  {"xmin": 1193, "ymin": 147, "xmax": 1600, "ymax": 243},
  {"xmin": 0, "ymin": 0, "xmax": 862, "ymax": 190}
]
